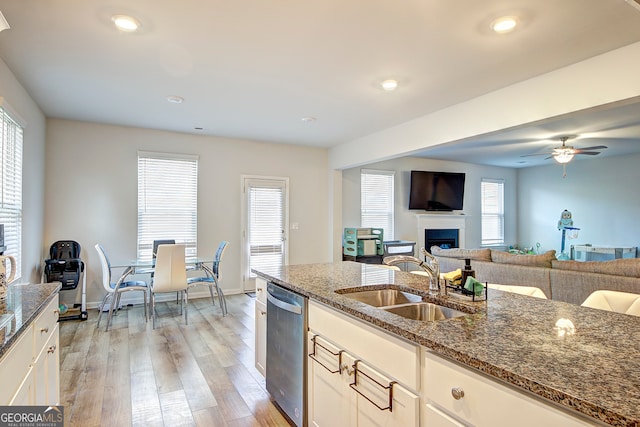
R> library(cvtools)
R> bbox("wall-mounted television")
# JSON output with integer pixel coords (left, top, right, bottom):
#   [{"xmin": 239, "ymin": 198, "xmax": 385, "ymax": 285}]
[{"xmin": 408, "ymin": 170, "xmax": 465, "ymax": 211}]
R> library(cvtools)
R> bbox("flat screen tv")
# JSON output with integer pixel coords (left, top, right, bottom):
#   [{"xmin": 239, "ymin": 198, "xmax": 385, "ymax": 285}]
[{"xmin": 408, "ymin": 170, "xmax": 465, "ymax": 211}]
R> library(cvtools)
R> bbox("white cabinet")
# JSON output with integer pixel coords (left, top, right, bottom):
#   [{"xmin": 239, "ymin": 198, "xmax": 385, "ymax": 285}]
[
  {"xmin": 254, "ymin": 277, "xmax": 267, "ymax": 377},
  {"xmin": 0, "ymin": 295, "xmax": 59, "ymax": 406},
  {"xmin": 424, "ymin": 404, "xmax": 465, "ymax": 427},
  {"xmin": 33, "ymin": 324, "xmax": 60, "ymax": 405},
  {"xmin": 423, "ymin": 351, "xmax": 595, "ymax": 427},
  {"xmin": 307, "ymin": 334, "xmax": 352, "ymax": 426},
  {"xmin": 352, "ymin": 359, "xmax": 420, "ymax": 427},
  {"xmin": 308, "ymin": 301, "xmax": 420, "ymax": 427},
  {"xmin": 0, "ymin": 324, "xmax": 34, "ymax": 404}
]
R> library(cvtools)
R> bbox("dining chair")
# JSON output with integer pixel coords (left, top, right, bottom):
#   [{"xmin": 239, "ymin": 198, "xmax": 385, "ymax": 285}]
[
  {"xmin": 151, "ymin": 243, "xmax": 189, "ymax": 328},
  {"xmin": 94, "ymin": 243, "xmax": 150, "ymax": 331},
  {"xmin": 487, "ymin": 284, "xmax": 548, "ymax": 299},
  {"xmin": 581, "ymin": 290, "xmax": 640, "ymax": 316},
  {"xmin": 187, "ymin": 240, "xmax": 228, "ymax": 316}
]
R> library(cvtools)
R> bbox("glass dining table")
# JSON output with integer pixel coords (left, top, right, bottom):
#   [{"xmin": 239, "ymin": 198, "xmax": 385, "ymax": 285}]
[{"xmin": 111, "ymin": 257, "xmax": 227, "ymax": 315}]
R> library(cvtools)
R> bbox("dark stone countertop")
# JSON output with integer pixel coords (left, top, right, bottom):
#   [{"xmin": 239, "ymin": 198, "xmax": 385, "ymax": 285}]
[
  {"xmin": 254, "ymin": 261, "xmax": 640, "ymax": 427},
  {"xmin": 0, "ymin": 283, "xmax": 61, "ymax": 359}
]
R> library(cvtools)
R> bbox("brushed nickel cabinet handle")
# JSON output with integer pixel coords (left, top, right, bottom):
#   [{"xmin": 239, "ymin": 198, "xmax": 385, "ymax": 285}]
[
  {"xmin": 451, "ymin": 387, "xmax": 465, "ymax": 400},
  {"xmin": 47, "ymin": 344, "xmax": 57, "ymax": 354},
  {"xmin": 40, "ymin": 327, "xmax": 49, "ymax": 333}
]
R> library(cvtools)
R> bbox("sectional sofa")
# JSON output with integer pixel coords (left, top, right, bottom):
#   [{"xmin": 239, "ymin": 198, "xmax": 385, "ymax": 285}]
[{"xmin": 430, "ymin": 246, "xmax": 640, "ymax": 305}]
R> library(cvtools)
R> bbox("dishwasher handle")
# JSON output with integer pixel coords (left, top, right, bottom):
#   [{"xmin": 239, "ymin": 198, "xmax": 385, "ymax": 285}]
[{"xmin": 267, "ymin": 289, "xmax": 303, "ymax": 315}]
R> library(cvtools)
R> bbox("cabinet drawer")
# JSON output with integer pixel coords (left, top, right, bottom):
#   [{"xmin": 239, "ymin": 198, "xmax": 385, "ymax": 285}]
[
  {"xmin": 423, "ymin": 352, "xmax": 593, "ymax": 427},
  {"xmin": 0, "ymin": 325, "xmax": 34, "ymax": 404},
  {"xmin": 309, "ymin": 300, "xmax": 419, "ymax": 391},
  {"xmin": 33, "ymin": 297, "xmax": 59, "ymax": 353},
  {"xmin": 255, "ymin": 277, "xmax": 267, "ymax": 304}
]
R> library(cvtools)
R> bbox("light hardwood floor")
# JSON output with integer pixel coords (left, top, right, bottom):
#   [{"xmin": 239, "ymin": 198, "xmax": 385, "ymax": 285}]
[{"xmin": 59, "ymin": 294, "xmax": 291, "ymax": 427}]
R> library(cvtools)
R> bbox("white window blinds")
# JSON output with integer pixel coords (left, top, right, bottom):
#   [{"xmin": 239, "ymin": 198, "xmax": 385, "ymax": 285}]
[
  {"xmin": 137, "ymin": 152, "xmax": 198, "ymax": 260},
  {"xmin": 0, "ymin": 104, "xmax": 23, "ymax": 281},
  {"xmin": 361, "ymin": 169, "xmax": 394, "ymax": 240},
  {"xmin": 481, "ymin": 179, "xmax": 504, "ymax": 246},
  {"xmin": 247, "ymin": 180, "xmax": 286, "ymax": 278}
]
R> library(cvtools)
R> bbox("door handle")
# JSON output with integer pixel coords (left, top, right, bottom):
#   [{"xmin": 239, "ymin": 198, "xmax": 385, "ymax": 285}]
[{"xmin": 267, "ymin": 291, "xmax": 302, "ymax": 315}]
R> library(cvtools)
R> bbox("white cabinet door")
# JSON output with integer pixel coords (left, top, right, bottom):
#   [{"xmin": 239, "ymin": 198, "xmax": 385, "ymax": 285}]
[
  {"xmin": 9, "ymin": 367, "xmax": 34, "ymax": 406},
  {"xmin": 256, "ymin": 277, "xmax": 267, "ymax": 305},
  {"xmin": 307, "ymin": 334, "xmax": 353, "ymax": 427},
  {"xmin": 351, "ymin": 357, "xmax": 420, "ymax": 427},
  {"xmin": 0, "ymin": 324, "xmax": 34, "ymax": 405},
  {"xmin": 424, "ymin": 404, "xmax": 466, "ymax": 427},
  {"xmin": 34, "ymin": 324, "xmax": 60, "ymax": 406},
  {"xmin": 254, "ymin": 300, "xmax": 267, "ymax": 377}
]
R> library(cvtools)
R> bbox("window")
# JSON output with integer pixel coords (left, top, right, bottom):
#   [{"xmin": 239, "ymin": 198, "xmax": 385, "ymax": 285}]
[
  {"xmin": 361, "ymin": 169, "xmax": 394, "ymax": 240},
  {"xmin": 137, "ymin": 151, "xmax": 198, "ymax": 260},
  {"xmin": 481, "ymin": 179, "xmax": 504, "ymax": 246},
  {"xmin": 0, "ymin": 102, "xmax": 23, "ymax": 281}
]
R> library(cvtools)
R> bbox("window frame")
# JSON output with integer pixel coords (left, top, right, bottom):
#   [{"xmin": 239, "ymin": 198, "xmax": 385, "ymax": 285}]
[
  {"xmin": 137, "ymin": 151, "xmax": 198, "ymax": 261},
  {"xmin": 481, "ymin": 178, "xmax": 505, "ymax": 247},
  {"xmin": 0, "ymin": 99, "xmax": 24, "ymax": 283},
  {"xmin": 360, "ymin": 168, "xmax": 395, "ymax": 241}
]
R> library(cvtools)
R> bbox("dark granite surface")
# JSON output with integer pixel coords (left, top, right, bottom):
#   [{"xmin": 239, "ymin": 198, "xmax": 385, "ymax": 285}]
[
  {"xmin": 254, "ymin": 261, "xmax": 640, "ymax": 427},
  {"xmin": 0, "ymin": 283, "xmax": 60, "ymax": 359}
]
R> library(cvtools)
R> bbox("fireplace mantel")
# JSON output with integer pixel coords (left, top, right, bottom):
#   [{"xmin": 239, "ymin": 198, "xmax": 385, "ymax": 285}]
[{"xmin": 416, "ymin": 214, "xmax": 466, "ymax": 250}]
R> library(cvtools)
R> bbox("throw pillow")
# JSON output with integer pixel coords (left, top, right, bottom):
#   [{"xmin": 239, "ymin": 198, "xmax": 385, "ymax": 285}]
[
  {"xmin": 430, "ymin": 246, "xmax": 492, "ymax": 262},
  {"xmin": 491, "ymin": 249, "xmax": 556, "ymax": 268}
]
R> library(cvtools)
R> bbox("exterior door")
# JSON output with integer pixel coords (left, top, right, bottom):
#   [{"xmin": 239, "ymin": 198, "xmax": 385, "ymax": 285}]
[{"xmin": 241, "ymin": 176, "xmax": 289, "ymax": 291}]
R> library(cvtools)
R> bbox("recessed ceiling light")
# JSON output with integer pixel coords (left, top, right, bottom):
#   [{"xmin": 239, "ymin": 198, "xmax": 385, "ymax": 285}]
[
  {"xmin": 112, "ymin": 14, "xmax": 141, "ymax": 32},
  {"xmin": 301, "ymin": 117, "xmax": 316, "ymax": 123},
  {"xmin": 166, "ymin": 95, "xmax": 184, "ymax": 104},
  {"xmin": 381, "ymin": 79, "xmax": 398, "ymax": 91},
  {"xmin": 491, "ymin": 16, "xmax": 518, "ymax": 34}
]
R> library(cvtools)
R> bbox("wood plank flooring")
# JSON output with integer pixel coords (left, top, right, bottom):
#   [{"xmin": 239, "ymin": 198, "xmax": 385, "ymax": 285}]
[{"xmin": 59, "ymin": 294, "xmax": 291, "ymax": 427}]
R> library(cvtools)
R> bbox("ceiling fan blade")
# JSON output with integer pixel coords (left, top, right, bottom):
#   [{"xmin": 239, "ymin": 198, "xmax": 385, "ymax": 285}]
[
  {"xmin": 520, "ymin": 152, "xmax": 553, "ymax": 157},
  {"xmin": 575, "ymin": 145, "xmax": 607, "ymax": 151},
  {"xmin": 574, "ymin": 151, "xmax": 602, "ymax": 155}
]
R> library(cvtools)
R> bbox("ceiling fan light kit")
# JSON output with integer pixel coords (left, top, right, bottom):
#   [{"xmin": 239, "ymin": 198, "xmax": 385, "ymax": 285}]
[{"xmin": 553, "ymin": 151, "xmax": 574, "ymax": 164}]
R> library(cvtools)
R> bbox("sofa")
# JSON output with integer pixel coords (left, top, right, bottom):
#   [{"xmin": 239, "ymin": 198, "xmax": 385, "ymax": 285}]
[{"xmin": 430, "ymin": 246, "xmax": 640, "ymax": 305}]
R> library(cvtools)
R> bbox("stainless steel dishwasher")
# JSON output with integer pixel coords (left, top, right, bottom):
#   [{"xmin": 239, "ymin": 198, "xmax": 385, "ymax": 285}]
[{"xmin": 266, "ymin": 282, "xmax": 307, "ymax": 427}]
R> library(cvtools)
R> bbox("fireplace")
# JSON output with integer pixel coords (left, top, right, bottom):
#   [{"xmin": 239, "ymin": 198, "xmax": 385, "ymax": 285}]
[
  {"xmin": 425, "ymin": 229, "xmax": 459, "ymax": 252},
  {"xmin": 416, "ymin": 214, "xmax": 466, "ymax": 252}
]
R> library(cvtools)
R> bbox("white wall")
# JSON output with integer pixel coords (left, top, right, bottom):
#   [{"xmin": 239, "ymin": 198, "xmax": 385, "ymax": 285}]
[
  {"xmin": 44, "ymin": 119, "xmax": 330, "ymax": 306},
  {"xmin": 517, "ymin": 153, "xmax": 640, "ymax": 255},
  {"xmin": 0, "ymin": 58, "xmax": 46, "ymax": 284},
  {"xmin": 343, "ymin": 157, "xmax": 517, "ymax": 251}
]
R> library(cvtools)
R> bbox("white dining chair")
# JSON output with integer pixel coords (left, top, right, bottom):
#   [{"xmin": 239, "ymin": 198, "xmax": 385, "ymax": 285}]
[
  {"xmin": 487, "ymin": 284, "xmax": 548, "ymax": 299},
  {"xmin": 581, "ymin": 290, "xmax": 640, "ymax": 316},
  {"xmin": 95, "ymin": 243, "xmax": 149, "ymax": 331},
  {"xmin": 151, "ymin": 244, "xmax": 189, "ymax": 328}
]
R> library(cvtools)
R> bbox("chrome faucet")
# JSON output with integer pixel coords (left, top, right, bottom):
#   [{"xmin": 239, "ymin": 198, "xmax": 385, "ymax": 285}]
[{"xmin": 383, "ymin": 249, "xmax": 441, "ymax": 294}]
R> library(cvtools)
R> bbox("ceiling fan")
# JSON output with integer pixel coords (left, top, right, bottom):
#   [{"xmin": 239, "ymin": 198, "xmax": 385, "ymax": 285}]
[
  {"xmin": 521, "ymin": 136, "xmax": 607, "ymax": 177},
  {"xmin": 521, "ymin": 136, "xmax": 608, "ymax": 164}
]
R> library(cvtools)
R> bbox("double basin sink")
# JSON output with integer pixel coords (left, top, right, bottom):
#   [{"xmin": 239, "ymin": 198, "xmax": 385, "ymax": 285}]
[{"xmin": 337, "ymin": 288, "xmax": 468, "ymax": 321}]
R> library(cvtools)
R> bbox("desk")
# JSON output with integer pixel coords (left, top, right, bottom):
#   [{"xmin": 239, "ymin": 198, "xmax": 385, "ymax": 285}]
[{"xmin": 112, "ymin": 257, "xmax": 226, "ymax": 315}]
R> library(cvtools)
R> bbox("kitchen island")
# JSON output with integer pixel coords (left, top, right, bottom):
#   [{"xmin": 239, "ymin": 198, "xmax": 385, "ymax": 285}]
[
  {"xmin": 0, "ymin": 282, "xmax": 61, "ymax": 405},
  {"xmin": 254, "ymin": 261, "xmax": 640, "ymax": 427}
]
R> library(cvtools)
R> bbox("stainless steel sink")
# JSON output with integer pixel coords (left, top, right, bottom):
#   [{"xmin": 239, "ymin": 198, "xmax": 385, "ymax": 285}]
[
  {"xmin": 338, "ymin": 289, "xmax": 423, "ymax": 307},
  {"xmin": 383, "ymin": 302, "xmax": 467, "ymax": 321}
]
